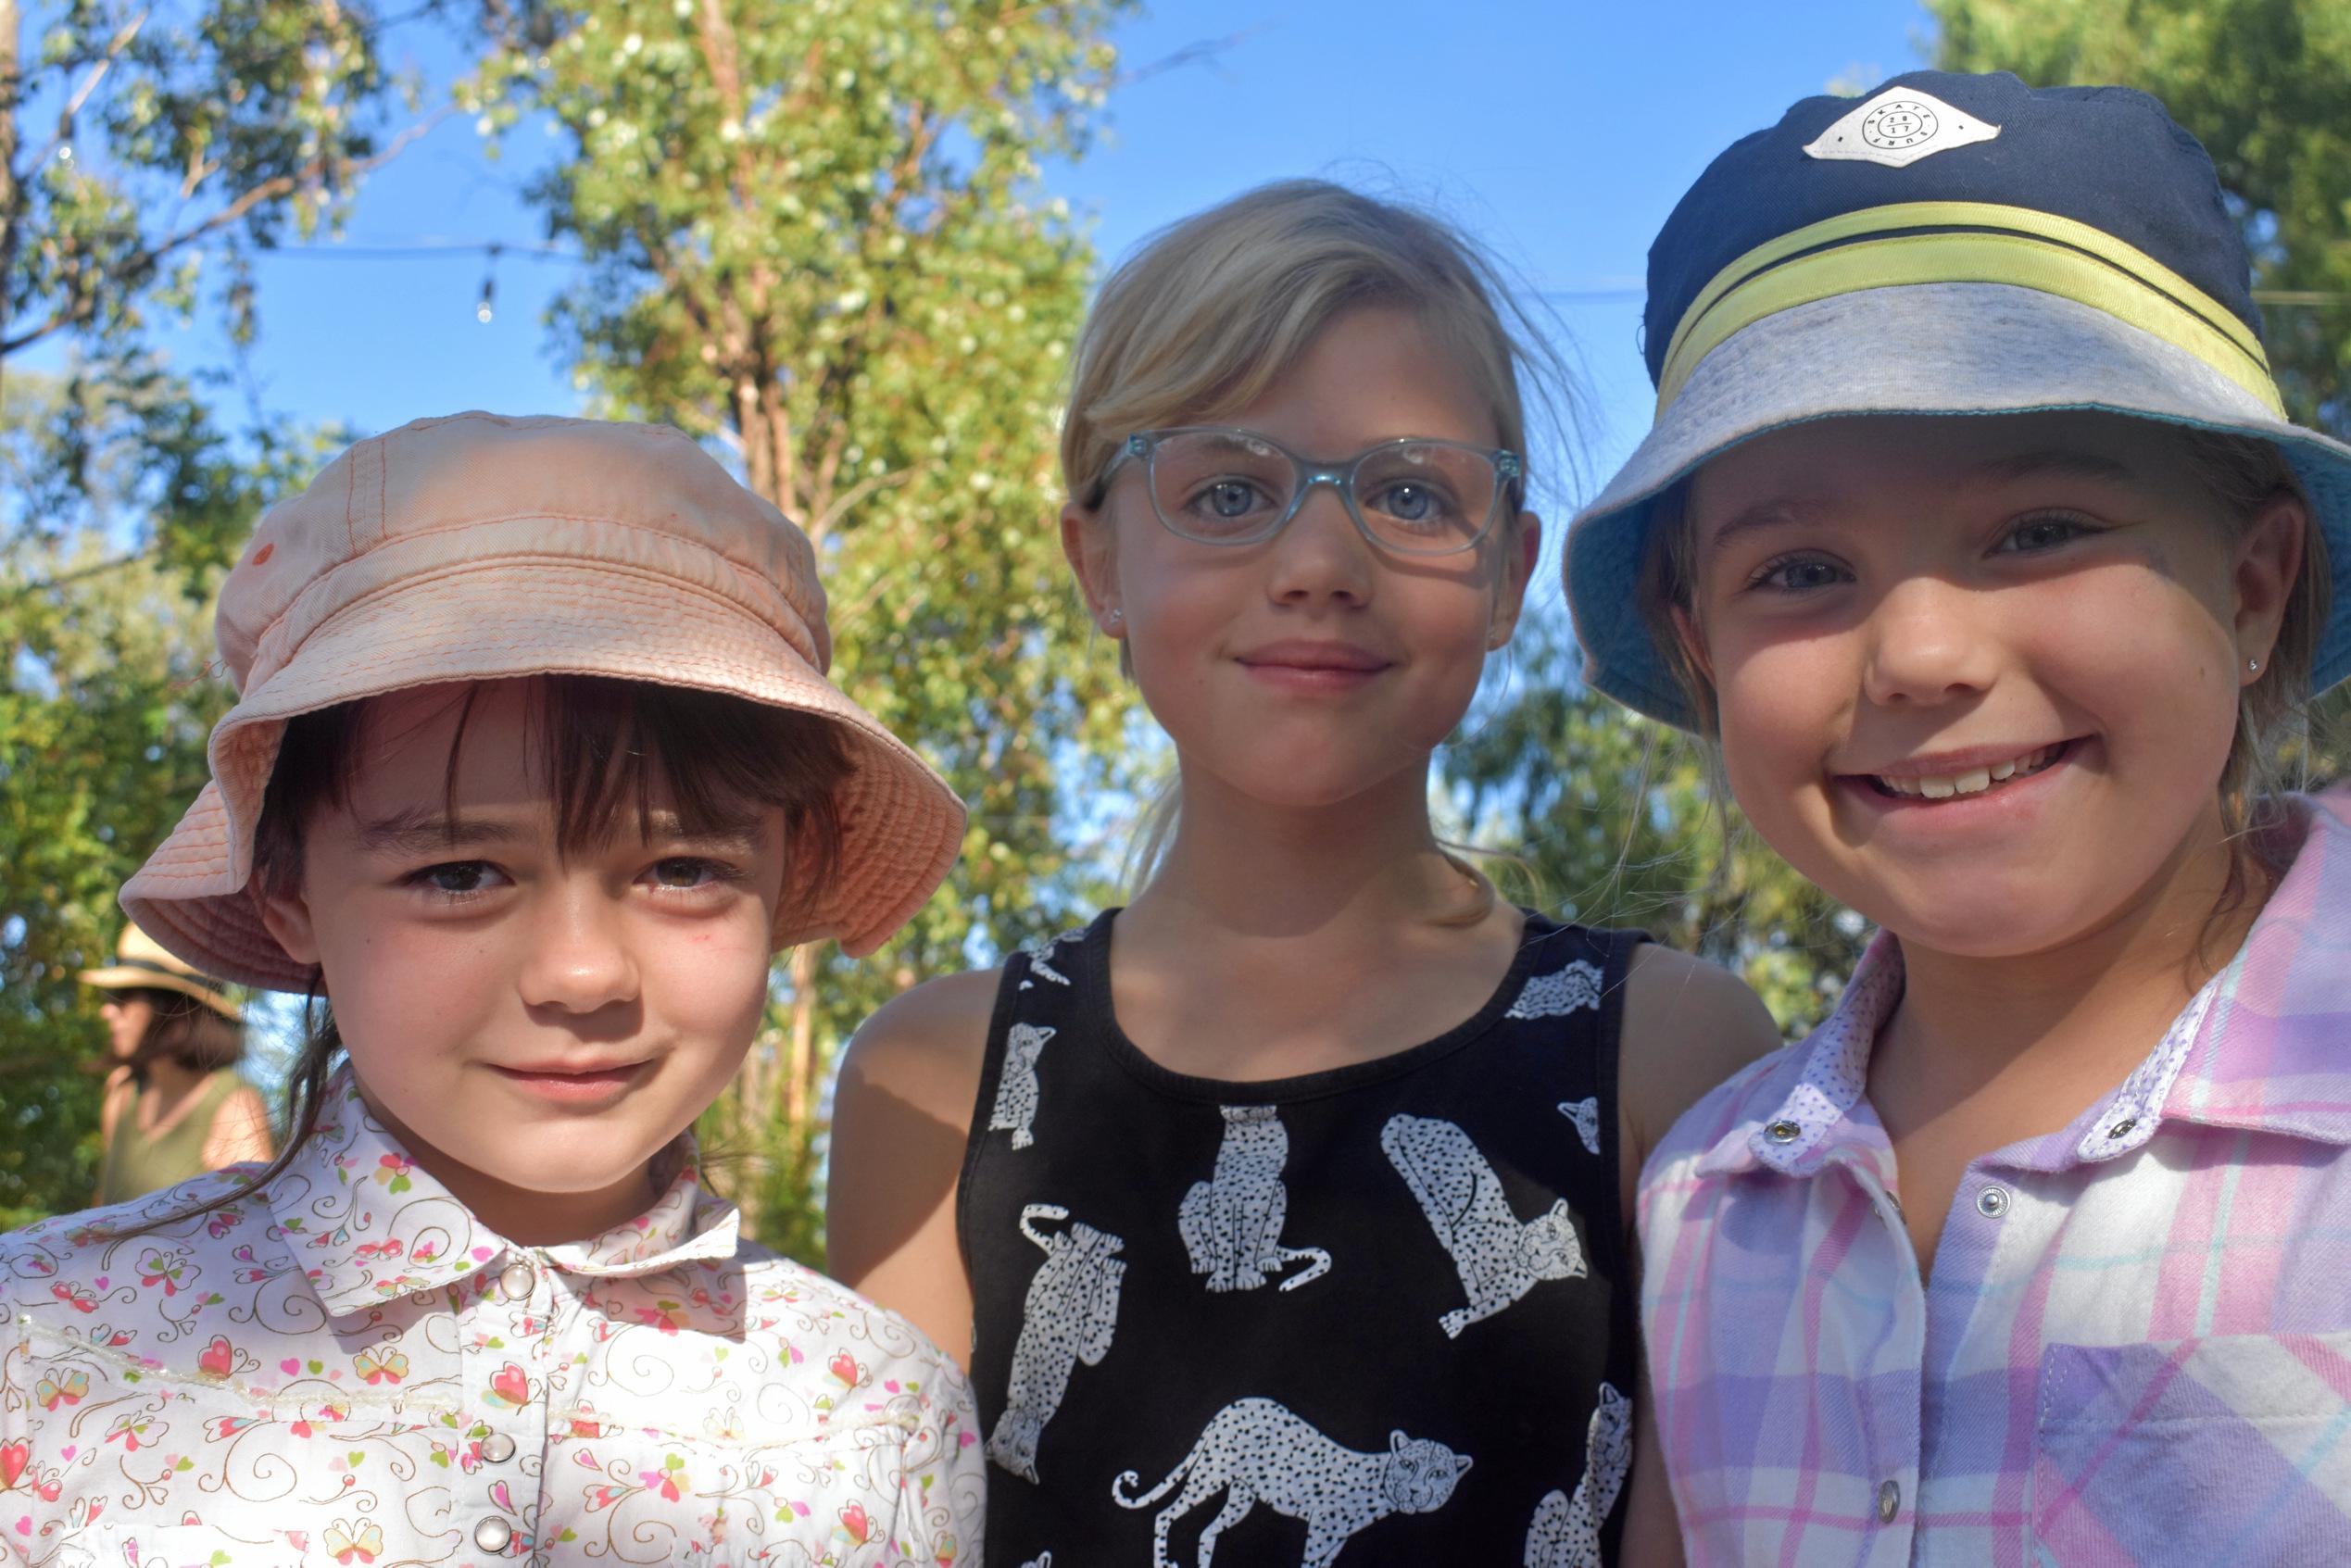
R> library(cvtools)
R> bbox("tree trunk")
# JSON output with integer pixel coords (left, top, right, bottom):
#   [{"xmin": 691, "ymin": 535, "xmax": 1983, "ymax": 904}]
[
  {"xmin": 0, "ymin": 0, "xmax": 23, "ymax": 402},
  {"xmin": 784, "ymin": 944, "xmax": 820, "ymax": 1130},
  {"xmin": 728, "ymin": 391, "xmax": 818, "ymax": 1243}
]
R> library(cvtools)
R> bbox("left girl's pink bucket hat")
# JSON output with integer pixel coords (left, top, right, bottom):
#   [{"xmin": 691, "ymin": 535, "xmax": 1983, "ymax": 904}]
[{"xmin": 122, "ymin": 411, "xmax": 966, "ymax": 991}]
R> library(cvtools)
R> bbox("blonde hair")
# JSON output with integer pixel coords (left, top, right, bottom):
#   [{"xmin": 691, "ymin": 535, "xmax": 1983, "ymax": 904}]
[
  {"xmin": 1064, "ymin": 180, "xmax": 1565, "ymax": 912},
  {"xmin": 1064, "ymin": 181, "xmax": 1555, "ymax": 508},
  {"xmin": 1636, "ymin": 422, "xmax": 2335, "ymax": 911}
]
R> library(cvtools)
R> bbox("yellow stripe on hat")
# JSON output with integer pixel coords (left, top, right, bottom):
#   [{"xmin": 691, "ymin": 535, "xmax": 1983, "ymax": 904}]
[{"xmin": 1656, "ymin": 201, "xmax": 2282, "ymax": 418}]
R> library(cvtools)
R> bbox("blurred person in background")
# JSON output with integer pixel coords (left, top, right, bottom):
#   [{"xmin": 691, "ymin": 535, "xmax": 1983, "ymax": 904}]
[{"xmin": 81, "ymin": 922, "xmax": 272, "ymax": 1203}]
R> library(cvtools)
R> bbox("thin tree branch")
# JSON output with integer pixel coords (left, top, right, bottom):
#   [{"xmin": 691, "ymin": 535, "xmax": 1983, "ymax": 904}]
[
  {"xmin": 23, "ymin": 10, "xmax": 147, "ymax": 173},
  {"xmin": 0, "ymin": 109, "xmax": 446, "ymax": 358},
  {"xmin": 1113, "ymin": 26, "xmax": 1267, "ymax": 88},
  {"xmin": 809, "ymin": 455, "xmax": 925, "ymax": 538},
  {"xmin": 2, "ymin": 545, "xmax": 155, "ymax": 600}
]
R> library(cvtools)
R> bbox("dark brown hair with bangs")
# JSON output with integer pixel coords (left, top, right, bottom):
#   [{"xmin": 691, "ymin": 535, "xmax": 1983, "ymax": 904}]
[
  {"xmin": 121, "ymin": 674, "xmax": 852, "ymax": 1239},
  {"xmin": 114, "ymin": 989, "xmax": 246, "ymax": 1078}
]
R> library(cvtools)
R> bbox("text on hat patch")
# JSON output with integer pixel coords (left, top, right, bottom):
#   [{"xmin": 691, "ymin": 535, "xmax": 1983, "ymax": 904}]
[{"xmin": 1803, "ymin": 87, "xmax": 1999, "ymax": 169}]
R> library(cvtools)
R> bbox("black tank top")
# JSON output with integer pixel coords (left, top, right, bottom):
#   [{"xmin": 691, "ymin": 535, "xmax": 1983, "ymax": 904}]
[{"xmin": 959, "ymin": 909, "xmax": 1645, "ymax": 1567}]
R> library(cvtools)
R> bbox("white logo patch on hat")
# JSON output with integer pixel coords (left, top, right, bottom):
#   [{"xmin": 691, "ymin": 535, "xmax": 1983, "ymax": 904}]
[{"xmin": 1803, "ymin": 87, "xmax": 1999, "ymax": 169}]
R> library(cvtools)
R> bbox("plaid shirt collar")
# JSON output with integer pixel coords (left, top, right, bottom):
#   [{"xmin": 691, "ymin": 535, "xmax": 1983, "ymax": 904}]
[
  {"xmin": 1695, "ymin": 792, "xmax": 2351, "ymax": 1184},
  {"xmin": 272, "ymin": 1066, "xmax": 741, "ymax": 1317}
]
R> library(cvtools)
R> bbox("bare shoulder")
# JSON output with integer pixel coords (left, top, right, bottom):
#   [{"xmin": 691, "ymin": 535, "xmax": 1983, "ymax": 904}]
[
  {"xmin": 1617, "ymin": 944, "xmax": 1785, "ymax": 1160},
  {"xmin": 205, "ymin": 1085, "xmax": 277, "ymax": 1164},
  {"xmin": 97, "ymin": 1066, "xmax": 132, "ymax": 1139},
  {"xmin": 826, "ymin": 966, "xmax": 1005, "ymax": 1332},
  {"xmin": 836, "ymin": 967, "xmax": 1004, "ymax": 1125}
]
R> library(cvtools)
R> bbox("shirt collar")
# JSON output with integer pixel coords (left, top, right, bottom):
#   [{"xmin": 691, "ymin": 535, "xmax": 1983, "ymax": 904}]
[
  {"xmin": 1695, "ymin": 789, "xmax": 2351, "ymax": 1183},
  {"xmin": 2141, "ymin": 792, "xmax": 2351, "ymax": 1151},
  {"xmin": 272, "ymin": 1067, "xmax": 742, "ymax": 1318},
  {"xmin": 1693, "ymin": 933, "xmax": 1904, "ymax": 1182}
]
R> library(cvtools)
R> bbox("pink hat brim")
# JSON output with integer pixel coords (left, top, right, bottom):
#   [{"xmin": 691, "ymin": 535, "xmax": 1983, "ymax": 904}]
[{"xmin": 123, "ymin": 557, "xmax": 964, "ymax": 990}]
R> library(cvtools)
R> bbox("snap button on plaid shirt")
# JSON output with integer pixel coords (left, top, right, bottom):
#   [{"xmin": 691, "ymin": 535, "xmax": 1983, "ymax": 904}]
[{"xmin": 1640, "ymin": 793, "xmax": 2351, "ymax": 1567}]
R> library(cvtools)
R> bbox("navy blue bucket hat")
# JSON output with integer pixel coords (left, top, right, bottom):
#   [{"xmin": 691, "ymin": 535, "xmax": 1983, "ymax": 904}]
[{"xmin": 1565, "ymin": 69, "xmax": 2351, "ymax": 730}]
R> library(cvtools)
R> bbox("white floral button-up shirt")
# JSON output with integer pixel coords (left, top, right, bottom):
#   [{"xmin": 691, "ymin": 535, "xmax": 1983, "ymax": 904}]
[{"xmin": 0, "ymin": 1068, "xmax": 982, "ymax": 1566}]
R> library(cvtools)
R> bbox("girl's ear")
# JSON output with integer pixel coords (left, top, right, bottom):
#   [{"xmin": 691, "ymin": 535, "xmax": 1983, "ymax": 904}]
[
  {"xmin": 2233, "ymin": 492, "xmax": 2307, "ymax": 681},
  {"xmin": 258, "ymin": 878, "xmax": 322, "ymax": 968},
  {"xmin": 1486, "ymin": 512, "xmax": 1543, "ymax": 650},
  {"xmin": 1060, "ymin": 500, "xmax": 1125, "ymax": 638}
]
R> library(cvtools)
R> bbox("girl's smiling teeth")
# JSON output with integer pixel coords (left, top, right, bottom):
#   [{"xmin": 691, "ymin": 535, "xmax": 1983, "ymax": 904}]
[{"xmin": 1866, "ymin": 742, "xmax": 2071, "ymax": 800}]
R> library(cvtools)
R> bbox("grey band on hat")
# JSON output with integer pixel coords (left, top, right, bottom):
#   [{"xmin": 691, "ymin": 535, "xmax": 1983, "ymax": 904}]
[{"xmin": 1567, "ymin": 284, "xmax": 2351, "ymax": 730}]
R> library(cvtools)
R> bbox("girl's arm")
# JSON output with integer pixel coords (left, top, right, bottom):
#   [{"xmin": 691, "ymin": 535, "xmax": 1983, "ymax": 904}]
[
  {"xmin": 826, "ymin": 968, "xmax": 1000, "ymax": 1367},
  {"xmin": 203, "ymin": 1084, "xmax": 276, "ymax": 1169},
  {"xmin": 1615, "ymin": 944, "xmax": 1786, "ymax": 1565}
]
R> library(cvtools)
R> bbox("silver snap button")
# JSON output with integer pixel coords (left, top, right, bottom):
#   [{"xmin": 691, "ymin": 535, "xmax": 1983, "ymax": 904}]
[
  {"xmin": 2107, "ymin": 1117, "xmax": 2138, "ymax": 1140},
  {"xmin": 479, "ymin": 1432, "xmax": 518, "ymax": 1463},
  {"xmin": 473, "ymin": 1515, "xmax": 513, "ymax": 1552},
  {"xmin": 1877, "ymin": 1478, "xmax": 1900, "ymax": 1523},
  {"xmin": 1976, "ymin": 1185, "xmax": 2010, "ymax": 1218},
  {"xmin": 497, "ymin": 1260, "xmax": 534, "ymax": 1301},
  {"xmin": 1765, "ymin": 1119, "xmax": 1802, "ymax": 1144}
]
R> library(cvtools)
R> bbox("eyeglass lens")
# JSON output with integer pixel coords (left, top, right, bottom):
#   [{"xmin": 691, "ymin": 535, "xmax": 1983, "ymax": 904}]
[{"xmin": 1146, "ymin": 431, "xmax": 1501, "ymax": 552}]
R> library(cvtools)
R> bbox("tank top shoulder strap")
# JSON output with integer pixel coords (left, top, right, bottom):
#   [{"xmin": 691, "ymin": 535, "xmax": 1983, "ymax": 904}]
[
  {"xmin": 1502, "ymin": 912, "xmax": 1650, "ymax": 1288},
  {"xmin": 956, "ymin": 913, "xmax": 1112, "ymax": 1264}
]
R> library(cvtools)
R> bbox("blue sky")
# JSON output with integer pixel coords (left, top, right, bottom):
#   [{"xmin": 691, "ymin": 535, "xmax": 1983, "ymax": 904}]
[{"xmin": 160, "ymin": 0, "xmax": 1931, "ymax": 617}]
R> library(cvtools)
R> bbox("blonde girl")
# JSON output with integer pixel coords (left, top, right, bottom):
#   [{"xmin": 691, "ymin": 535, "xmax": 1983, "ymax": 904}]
[
  {"xmin": 2, "ymin": 414, "xmax": 983, "ymax": 1566},
  {"xmin": 833, "ymin": 182, "xmax": 1780, "ymax": 1567},
  {"xmin": 1566, "ymin": 73, "xmax": 2351, "ymax": 1565}
]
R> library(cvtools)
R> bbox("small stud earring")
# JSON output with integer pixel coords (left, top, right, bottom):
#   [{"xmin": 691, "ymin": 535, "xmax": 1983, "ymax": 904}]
[
  {"xmin": 1104, "ymin": 608, "xmax": 1124, "ymax": 629},
  {"xmin": 2247, "ymin": 657, "xmax": 2261, "ymax": 674}
]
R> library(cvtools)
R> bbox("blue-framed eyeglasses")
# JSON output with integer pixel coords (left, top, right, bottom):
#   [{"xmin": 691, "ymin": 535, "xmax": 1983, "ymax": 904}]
[{"xmin": 1097, "ymin": 427, "xmax": 1524, "ymax": 556}]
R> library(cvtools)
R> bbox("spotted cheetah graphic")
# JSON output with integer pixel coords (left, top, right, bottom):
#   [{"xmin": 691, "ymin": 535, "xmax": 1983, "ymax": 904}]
[
  {"xmin": 1506, "ymin": 960, "xmax": 1604, "ymax": 1019},
  {"xmin": 1112, "ymin": 1398, "xmax": 1472, "ymax": 1567},
  {"xmin": 1557, "ymin": 1097, "xmax": 1603, "ymax": 1157},
  {"xmin": 987, "ymin": 1204, "xmax": 1125, "ymax": 1483},
  {"xmin": 1176, "ymin": 1105, "xmax": 1332, "ymax": 1293},
  {"xmin": 988, "ymin": 1022, "xmax": 1053, "ymax": 1149},
  {"xmin": 1021, "ymin": 927, "xmax": 1084, "ymax": 989},
  {"xmin": 1524, "ymin": 1381, "xmax": 1630, "ymax": 1567},
  {"xmin": 1381, "ymin": 1112, "xmax": 1586, "ymax": 1337}
]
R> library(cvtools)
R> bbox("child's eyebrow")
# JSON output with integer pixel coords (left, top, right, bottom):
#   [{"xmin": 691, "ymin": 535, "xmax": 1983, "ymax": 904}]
[
  {"xmin": 1979, "ymin": 449, "xmax": 2140, "ymax": 486},
  {"xmin": 353, "ymin": 810, "xmax": 523, "ymax": 857},
  {"xmin": 1704, "ymin": 500, "xmax": 1819, "ymax": 555},
  {"xmin": 635, "ymin": 809, "xmax": 767, "ymax": 853}
]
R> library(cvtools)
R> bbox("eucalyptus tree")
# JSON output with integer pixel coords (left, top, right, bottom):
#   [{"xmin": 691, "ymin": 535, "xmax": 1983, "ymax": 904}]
[{"xmin": 471, "ymin": 0, "xmax": 1135, "ymax": 1250}]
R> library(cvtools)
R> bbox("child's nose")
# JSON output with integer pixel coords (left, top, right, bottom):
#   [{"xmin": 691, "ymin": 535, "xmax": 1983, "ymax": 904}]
[
  {"xmin": 1265, "ymin": 484, "xmax": 1374, "ymax": 607},
  {"xmin": 1861, "ymin": 576, "xmax": 1999, "ymax": 707},
  {"xmin": 518, "ymin": 888, "xmax": 641, "ymax": 1015}
]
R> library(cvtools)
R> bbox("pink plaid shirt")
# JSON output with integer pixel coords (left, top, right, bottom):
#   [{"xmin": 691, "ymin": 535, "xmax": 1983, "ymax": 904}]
[{"xmin": 1640, "ymin": 792, "xmax": 2351, "ymax": 1567}]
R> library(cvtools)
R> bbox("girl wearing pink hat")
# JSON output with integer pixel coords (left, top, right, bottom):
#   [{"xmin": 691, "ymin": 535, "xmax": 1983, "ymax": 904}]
[
  {"xmin": 1, "ymin": 414, "xmax": 981, "ymax": 1565},
  {"xmin": 831, "ymin": 182, "xmax": 1782, "ymax": 1567}
]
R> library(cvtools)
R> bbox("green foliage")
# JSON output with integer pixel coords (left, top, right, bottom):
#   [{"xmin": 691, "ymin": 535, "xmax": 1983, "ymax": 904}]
[
  {"xmin": 0, "ymin": 370, "xmax": 341, "ymax": 1227},
  {"xmin": 2, "ymin": 0, "xmax": 396, "ymax": 359},
  {"xmin": 0, "ymin": 380, "xmax": 227, "ymax": 1224},
  {"xmin": 469, "ymin": 0, "xmax": 1136, "ymax": 1248},
  {"xmin": 1448, "ymin": 618, "xmax": 1863, "ymax": 1039},
  {"xmin": 1930, "ymin": 0, "xmax": 2351, "ymax": 437},
  {"xmin": 0, "ymin": 0, "xmax": 397, "ymax": 1227}
]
